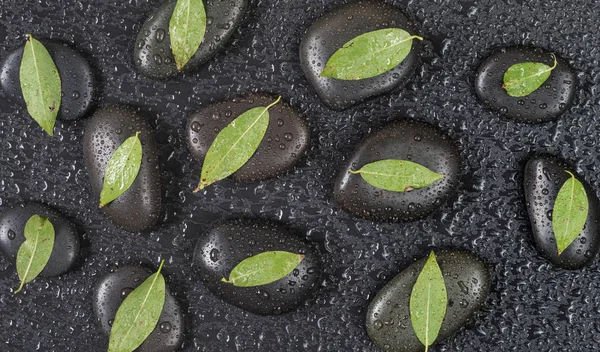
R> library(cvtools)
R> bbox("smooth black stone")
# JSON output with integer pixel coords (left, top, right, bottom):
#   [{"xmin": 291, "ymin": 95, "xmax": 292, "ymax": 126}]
[
  {"xmin": 193, "ymin": 219, "xmax": 322, "ymax": 315},
  {"xmin": 186, "ymin": 93, "xmax": 310, "ymax": 183},
  {"xmin": 524, "ymin": 154, "xmax": 600, "ymax": 269},
  {"xmin": 0, "ymin": 203, "xmax": 79, "ymax": 277},
  {"xmin": 366, "ymin": 250, "xmax": 491, "ymax": 352},
  {"xmin": 299, "ymin": 0, "xmax": 420, "ymax": 111},
  {"xmin": 93, "ymin": 265, "xmax": 184, "ymax": 352},
  {"xmin": 0, "ymin": 40, "xmax": 96, "ymax": 121},
  {"xmin": 134, "ymin": 0, "xmax": 248, "ymax": 80},
  {"xmin": 83, "ymin": 105, "xmax": 162, "ymax": 233},
  {"xmin": 334, "ymin": 119, "xmax": 461, "ymax": 222},
  {"xmin": 475, "ymin": 46, "xmax": 576, "ymax": 123}
]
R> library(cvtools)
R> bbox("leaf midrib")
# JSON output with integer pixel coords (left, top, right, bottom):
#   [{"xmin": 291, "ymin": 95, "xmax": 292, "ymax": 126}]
[
  {"xmin": 29, "ymin": 37, "xmax": 49, "ymax": 122},
  {"xmin": 17, "ymin": 221, "xmax": 42, "ymax": 292}
]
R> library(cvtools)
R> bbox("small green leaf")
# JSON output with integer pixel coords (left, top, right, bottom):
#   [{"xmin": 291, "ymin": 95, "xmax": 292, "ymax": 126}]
[
  {"xmin": 552, "ymin": 170, "xmax": 589, "ymax": 255},
  {"xmin": 15, "ymin": 215, "xmax": 55, "ymax": 294},
  {"xmin": 100, "ymin": 132, "xmax": 143, "ymax": 208},
  {"xmin": 19, "ymin": 34, "xmax": 62, "ymax": 136},
  {"xmin": 108, "ymin": 260, "xmax": 166, "ymax": 352},
  {"xmin": 410, "ymin": 251, "xmax": 447, "ymax": 352},
  {"xmin": 169, "ymin": 0, "xmax": 207, "ymax": 71},
  {"xmin": 502, "ymin": 54, "xmax": 557, "ymax": 97},
  {"xmin": 350, "ymin": 159, "xmax": 444, "ymax": 192},
  {"xmin": 194, "ymin": 96, "xmax": 282, "ymax": 191},
  {"xmin": 221, "ymin": 251, "xmax": 305, "ymax": 287},
  {"xmin": 320, "ymin": 28, "xmax": 422, "ymax": 80}
]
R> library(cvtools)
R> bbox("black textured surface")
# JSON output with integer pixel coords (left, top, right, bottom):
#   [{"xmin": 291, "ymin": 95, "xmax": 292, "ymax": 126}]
[{"xmin": 1, "ymin": 0, "xmax": 600, "ymax": 351}]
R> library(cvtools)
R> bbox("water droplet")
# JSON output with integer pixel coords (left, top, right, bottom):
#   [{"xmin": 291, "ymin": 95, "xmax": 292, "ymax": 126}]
[
  {"xmin": 7, "ymin": 230, "xmax": 15, "ymax": 240},
  {"xmin": 191, "ymin": 121, "xmax": 201, "ymax": 132},
  {"xmin": 159, "ymin": 321, "xmax": 172, "ymax": 333}
]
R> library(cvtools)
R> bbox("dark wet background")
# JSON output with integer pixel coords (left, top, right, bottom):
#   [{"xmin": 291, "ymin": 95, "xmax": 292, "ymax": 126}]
[{"xmin": 0, "ymin": 0, "xmax": 599, "ymax": 351}]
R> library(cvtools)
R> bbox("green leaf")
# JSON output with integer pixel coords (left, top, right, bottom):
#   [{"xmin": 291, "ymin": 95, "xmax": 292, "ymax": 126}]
[
  {"xmin": 100, "ymin": 132, "xmax": 143, "ymax": 208},
  {"xmin": 108, "ymin": 260, "xmax": 166, "ymax": 352},
  {"xmin": 194, "ymin": 96, "xmax": 281, "ymax": 191},
  {"xmin": 221, "ymin": 251, "xmax": 305, "ymax": 287},
  {"xmin": 349, "ymin": 159, "xmax": 444, "ymax": 192},
  {"xmin": 19, "ymin": 34, "xmax": 62, "ymax": 136},
  {"xmin": 552, "ymin": 170, "xmax": 589, "ymax": 255},
  {"xmin": 502, "ymin": 54, "xmax": 557, "ymax": 97},
  {"xmin": 169, "ymin": 0, "xmax": 207, "ymax": 71},
  {"xmin": 410, "ymin": 251, "xmax": 447, "ymax": 352},
  {"xmin": 15, "ymin": 215, "xmax": 55, "ymax": 294},
  {"xmin": 320, "ymin": 28, "xmax": 422, "ymax": 80}
]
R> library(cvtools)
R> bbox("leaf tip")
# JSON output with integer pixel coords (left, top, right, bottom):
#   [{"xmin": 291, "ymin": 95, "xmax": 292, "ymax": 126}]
[{"xmin": 193, "ymin": 183, "xmax": 204, "ymax": 193}]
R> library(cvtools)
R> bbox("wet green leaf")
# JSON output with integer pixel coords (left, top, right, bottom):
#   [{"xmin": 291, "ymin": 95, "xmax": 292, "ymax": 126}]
[
  {"xmin": 221, "ymin": 251, "xmax": 305, "ymax": 287},
  {"xmin": 194, "ymin": 96, "xmax": 281, "ymax": 191},
  {"xmin": 350, "ymin": 159, "xmax": 444, "ymax": 192},
  {"xmin": 502, "ymin": 54, "xmax": 557, "ymax": 97},
  {"xmin": 320, "ymin": 28, "xmax": 422, "ymax": 80},
  {"xmin": 108, "ymin": 260, "xmax": 166, "ymax": 352},
  {"xmin": 410, "ymin": 251, "xmax": 447, "ymax": 352},
  {"xmin": 15, "ymin": 215, "xmax": 55, "ymax": 294},
  {"xmin": 19, "ymin": 34, "xmax": 62, "ymax": 136},
  {"xmin": 100, "ymin": 132, "xmax": 143, "ymax": 208},
  {"xmin": 552, "ymin": 170, "xmax": 589, "ymax": 255},
  {"xmin": 169, "ymin": 0, "xmax": 207, "ymax": 71}
]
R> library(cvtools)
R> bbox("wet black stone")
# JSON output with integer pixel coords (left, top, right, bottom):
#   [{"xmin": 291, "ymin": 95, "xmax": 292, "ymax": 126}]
[
  {"xmin": 134, "ymin": 0, "xmax": 248, "ymax": 80},
  {"xmin": 193, "ymin": 219, "xmax": 322, "ymax": 315},
  {"xmin": 93, "ymin": 265, "xmax": 184, "ymax": 352},
  {"xmin": 334, "ymin": 119, "xmax": 461, "ymax": 222},
  {"xmin": 0, "ymin": 203, "xmax": 79, "ymax": 278},
  {"xmin": 186, "ymin": 93, "xmax": 310, "ymax": 183},
  {"xmin": 0, "ymin": 40, "xmax": 96, "ymax": 121},
  {"xmin": 366, "ymin": 250, "xmax": 491, "ymax": 352},
  {"xmin": 524, "ymin": 154, "xmax": 600, "ymax": 269},
  {"xmin": 299, "ymin": 0, "xmax": 421, "ymax": 111},
  {"xmin": 83, "ymin": 105, "xmax": 162, "ymax": 233},
  {"xmin": 475, "ymin": 46, "xmax": 576, "ymax": 123}
]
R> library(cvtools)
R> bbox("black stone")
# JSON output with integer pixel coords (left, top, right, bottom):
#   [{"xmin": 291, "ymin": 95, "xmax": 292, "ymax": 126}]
[
  {"xmin": 475, "ymin": 46, "xmax": 576, "ymax": 123},
  {"xmin": 83, "ymin": 105, "xmax": 162, "ymax": 232},
  {"xmin": 524, "ymin": 154, "xmax": 600, "ymax": 269},
  {"xmin": 299, "ymin": 0, "xmax": 421, "ymax": 111},
  {"xmin": 0, "ymin": 203, "xmax": 79, "ymax": 277},
  {"xmin": 134, "ymin": 0, "xmax": 248, "ymax": 80},
  {"xmin": 0, "ymin": 40, "xmax": 96, "ymax": 121},
  {"xmin": 334, "ymin": 119, "xmax": 461, "ymax": 222},
  {"xmin": 193, "ymin": 219, "xmax": 322, "ymax": 315},
  {"xmin": 366, "ymin": 250, "xmax": 491, "ymax": 352},
  {"xmin": 186, "ymin": 93, "xmax": 310, "ymax": 183},
  {"xmin": 93, "ymin": 265, "xmax": 184, "ymax": 352}
]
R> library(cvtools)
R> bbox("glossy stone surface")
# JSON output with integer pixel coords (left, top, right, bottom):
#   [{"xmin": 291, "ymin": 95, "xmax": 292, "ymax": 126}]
[
  {"xmin": 83, "ymin": 105, "xmax": 162, "ymax": 232},
  {"xmin": 475, "ymin": 46, "xmax": 576, "ymax": 123}
]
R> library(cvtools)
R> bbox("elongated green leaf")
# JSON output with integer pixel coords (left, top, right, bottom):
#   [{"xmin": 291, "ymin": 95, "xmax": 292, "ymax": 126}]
[
  {"xmin": 502, "ymin": 54, "xmax": 557, "ymax": 97},
  {"xmin": 108, "ymin": 260, "xmax": 166, "ymax": 352},
  {"xmin": 552, "ymin": 170, "xmax": 589, "ymax": 255},
  {"xmin": 169, "ymin": 0, "xmax": 207, "ymax": 71},
  {"xmin": 15, "ymin": 215, "xmax": 55, "ymax": 294},
  {"xmin": 320, "ymin": 28, "xmax": 422, "ymax": 80},
  {"xmin": 194, "ymin": 96, "xmax": 282, "ymax": 191},
  {"xmin": 410, "ymin": 251, "xmax": 447, "ymax": 352},
  {"xmin": 221, "ymin": 251, "xmax": 305, "ymax": 287},
  {"xmin": 350, "ymin": 159, "xmax": 444, "ymax": 192},
  {"xmin": 100, "ymin": 132, "xmax": 143, "ymax": 208},
  {"xmin": 19, "ymin": 34, "xmax": 62, "ymax": 136}
]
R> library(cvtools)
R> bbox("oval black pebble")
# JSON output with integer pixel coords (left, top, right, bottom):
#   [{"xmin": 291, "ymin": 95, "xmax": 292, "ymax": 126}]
[
  {"xmin": 524, "ymin": 154, "xmax": 600, "ymax": 269},
  {"xmin": 475, "ymin": 46, "xmax": 576, "ymax": 123},
  {"xmin": 134, "ymin": 0, "xmax": 248, "ymax": 80},
  {"xmin": 93, "ymin": 265, "xmax": 184, "ymax": 352},
  {"xmin": 334, "ymin": 119, "xmax": 461, "ymax": 222},
  {"xmin": 187, "ymin": 93, "xmax": 310, "ymax": 183},
  {"xmin": 366, "ymin": 250, "xmax": 491, "ymax": 352},
  {"xmin": 299, "ymin": 0, "xmax": 420, "ymax": 111},
  {"xmin": 193, "ymin": 219, "xmax": 322, "ymax": 315},
  {"xmin": 0, "ymin": 39, "xmax": 96, "ymax": 121},
  {"xmin": 0, "ymin": 203, "xmax": 79, "ymax": 277},
  {"xmin": 83, "ymin": 105, "xmax": 162, "ymax": 232}
]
